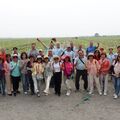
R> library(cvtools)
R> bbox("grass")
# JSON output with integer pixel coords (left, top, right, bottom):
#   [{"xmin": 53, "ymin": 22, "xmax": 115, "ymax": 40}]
[{"xmin": 0, "ymin": 36, "xmax": 120, "ymax": 53}]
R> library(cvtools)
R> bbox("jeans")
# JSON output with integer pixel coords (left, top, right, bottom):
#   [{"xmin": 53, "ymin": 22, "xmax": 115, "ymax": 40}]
[
  {"xmin": 0, "ymin": 76, "xmax": 5, "ymax": 95},
  {"xmin": 32, "ymin": 75, "xmax": 42, "ymax": 94},
  {"xmin": 112, "ymin": 76, "xmax": 120, "ymax": 95},
  {"xmin": 27, "ymin": 73, "xmax": 34, "ymax": 94},
  {"xmin": 21, "ymin": 73, "xmax": 29, "ymax": 92},
  {"xmin": 99, "ymin": 74, "xmax": 109, "ymax": 93}
]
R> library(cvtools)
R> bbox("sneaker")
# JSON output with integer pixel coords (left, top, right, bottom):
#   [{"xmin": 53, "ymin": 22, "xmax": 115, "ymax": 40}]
[
  {"xmin": 24, "ymin": 92, "xmax": 28, "ymax": 95},
  {"xmin": 113, "ymin": 94, "xmax": 118, "ymax": 99},
  {"xmin": 89, "ymin": 91, "xmax": 92, "ymax": 95},
  {"xmin": 13, "ymin": 92, "xmax": 16, "ymax": 97},
  {"xmin": 66, "ymin": 91, "xmax": 71, "ymax": 96},
  {"xmin": 37, "ymin": 93, "xmax": 40, "ymax": 97},
  {"xmin": 103, "ymin": 92, "xmax": 107, "ymax": 96},
  {"xmin": 99, "ymin": 92, "xmax": 102, "ymax": 96}
]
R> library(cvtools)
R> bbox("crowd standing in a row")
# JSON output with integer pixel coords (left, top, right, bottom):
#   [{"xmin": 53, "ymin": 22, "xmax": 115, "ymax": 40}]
[{"xmin": 0, "ymin": 38, "xmax": 120, "ymax": 99}]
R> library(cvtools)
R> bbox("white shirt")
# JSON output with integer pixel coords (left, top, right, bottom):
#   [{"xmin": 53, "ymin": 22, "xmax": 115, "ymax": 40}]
[{"xmin": 53, "ymin": 62, "xmax": 61, "ymax": 73}]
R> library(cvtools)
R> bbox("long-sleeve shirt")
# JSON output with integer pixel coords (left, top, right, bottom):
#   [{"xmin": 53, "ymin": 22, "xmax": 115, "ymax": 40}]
[
  {"xmin": 86, "ymin": 59, "xmax": 100, "ymax": 75},
  {"xmin": 4, "ymin": 61, "xmax": 10, "ymax": 75},
  {"xmin": 32, "ymin": 63, "xmax": 44, "ymax": 76}
]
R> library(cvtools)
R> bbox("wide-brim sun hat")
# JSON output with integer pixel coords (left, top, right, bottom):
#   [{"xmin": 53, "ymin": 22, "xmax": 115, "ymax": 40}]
[
  {"xmin": 44, "ymin": 55, "xmax": 49, "ymax": 59},
  {"xmin": 53, "ymin": 55, "xmax": 60, "ymax": 60}
]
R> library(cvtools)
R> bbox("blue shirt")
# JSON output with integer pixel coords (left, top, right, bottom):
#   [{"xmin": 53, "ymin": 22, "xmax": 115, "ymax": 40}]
[
  {"xmin": 107, "ymin": 54, "xmax": 115, "ymax": 64},
  {"xmin": 74, "ymin": 57, "xmax": 87, "ymax": 70},
  {"xmin": 86, "ymin": 46, "xmax": 97, "ymax": 55},
  {"xmin": 52, "ymin": 48, "xmax": 64, "ymax": 56}
]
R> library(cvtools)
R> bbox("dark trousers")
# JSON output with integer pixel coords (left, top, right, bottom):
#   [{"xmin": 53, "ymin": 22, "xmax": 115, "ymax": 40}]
[
  {"xmin": 50, "ymin": 76, "xmax": 54, "ymax": 88},
  {"xmin": 27, "ymin": 74, "xmax": 34, "ymax": 94},
  {"xmin": 53, "ymin": 72, "xmax": 62, "ymax": 95},
  {"xmin": 11, "ymin": 76, "xmax": 20, "ymax": 93},
  {"xmin": 75, "ymin": 69, "xmax": 88, "ymax": 90},
  {"xmin": 0, "ymin": 75, "xmax": 5, "ymax": 95}
]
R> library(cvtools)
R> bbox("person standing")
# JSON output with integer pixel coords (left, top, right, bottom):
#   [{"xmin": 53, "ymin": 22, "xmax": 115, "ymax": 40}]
[
  {"xmin": 52, "ymin": 42, "xmax": 64, "ymax": 56},
  {"xmin": 10, "ymin": 54, "xmax": 21, "ymax": 96},
  {"xmin": 28, "ymin": 43, "xmax": 39, "ymax": 58},
  {"xmin": 26, "ymin": 55, "xmax": 35, "ymax": 95},
  {"xmin": 32, "ymin": 55, "xmax": 44, "ymax": 97},
  {"xmin": 86, "ymin": 41, "xmax": 99, "ymax": 55},
  {"xmin": 74, "ymin": 50, "xmax": 88, "ymax": 92},
  {"xmin": 62, "ymin": 55, "xmax": 73, "ymax": 96},
  {"xmin": 86, "ymin": 53, "xmax": 102, "ymax": 95},
  {"xmin": 99, "ymin": 52, "xmax": 111, "ymax": 95},
  {"xmin": 11, "ymin": 47, "xmax": 20, "ymax": 59},
  {"xmin": 20, "ymin": 52, "xmax": 29, "ymax": 95},
  {"xmin": 0, "ymin": 57, "xmax": 5, "ymax": 96},
  {"xmin": 112, "ymin": 55, "xmax": 120, "ymax": 99},
  {"xmin": 4, "ymin": 54, "xmax": 12, "ymax": 96},
  {"xmin": 64, "ymin": 45, "xmax": 75, "ymax": 63},
  {"xmin": 43, "ymin": 56, "xmax": 53, "ymax": 95},
  {"xmin": 52, "ymin": 55, "xmax": 62, "ymax": 96}
]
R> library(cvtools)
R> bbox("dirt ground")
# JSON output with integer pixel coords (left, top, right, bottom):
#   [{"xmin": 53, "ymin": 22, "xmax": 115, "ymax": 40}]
[{"xmin": 0, "ymin": 81, "xmax": 120, "ymax": 120}]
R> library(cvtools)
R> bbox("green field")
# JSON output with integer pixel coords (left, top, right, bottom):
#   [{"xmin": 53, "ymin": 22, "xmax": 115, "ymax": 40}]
[{"xmin": 0, "ymin": 36, "xmax": 120, "ymax": 53}]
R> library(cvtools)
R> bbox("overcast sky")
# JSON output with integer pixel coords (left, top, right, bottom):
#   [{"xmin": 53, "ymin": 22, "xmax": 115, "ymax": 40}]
[{"xmin": 0, "ymin": 0, "xmax": 120, "ymax": 37}]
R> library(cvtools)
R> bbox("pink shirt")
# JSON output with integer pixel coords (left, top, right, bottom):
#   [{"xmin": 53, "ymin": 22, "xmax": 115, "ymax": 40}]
[
  {"xmin": 87, "ymin": 59, "xmax": 100, "ymax": 75},
  {"xmin": 4, "ymin": 61, "xmax": 10, "ymax": 75},
  {"xmin": 62, "ymin": 62, "xmax": 73, "ymax": 76}
]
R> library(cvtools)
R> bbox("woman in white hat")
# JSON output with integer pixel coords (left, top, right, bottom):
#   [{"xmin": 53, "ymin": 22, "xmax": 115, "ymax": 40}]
[
  {"xmin": 43, "ymin": 55, "xmax": 53, "ymax": 95},
  {"xmin": 32, "ymin": 55, "xmax": 44, "ymax": 97},
  {"xmin": 86, "ymin": 53, "xmax": 102, "ymax": 95},
  {"xmin": 10, "ymin": 54, "xmax": 21, "ymax": 96},
  {"xmin": 52, "ymin": 55, "xmax": 62, "ymax": 96}
]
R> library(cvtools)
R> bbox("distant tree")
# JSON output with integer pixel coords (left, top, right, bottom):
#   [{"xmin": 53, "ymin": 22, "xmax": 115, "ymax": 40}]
[{"xmin": 94, "ymin": 33, "xmax": 100, "ymax": 37}]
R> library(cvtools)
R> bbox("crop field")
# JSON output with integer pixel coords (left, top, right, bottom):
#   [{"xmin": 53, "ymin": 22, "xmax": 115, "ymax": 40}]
[{"xmin": 0, "ymin": 36, "xmax": 120, "ymax": 53}]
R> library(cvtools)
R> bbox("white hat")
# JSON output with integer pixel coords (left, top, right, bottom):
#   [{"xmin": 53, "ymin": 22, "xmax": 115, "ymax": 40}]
[
  {"xmin": 88, "ymin": 53, "xmax": 94, "ymax": 57},
  {"xmin": 53, "ymin": 55, "xmax": 60, "ymax": 60},
  {"xmin": 12, "ymin": 54, "xmax": 18, "ymax": 57},
  {"xmin": 37, "ymin": 55, "xmax": 42, "ymax": 59}
]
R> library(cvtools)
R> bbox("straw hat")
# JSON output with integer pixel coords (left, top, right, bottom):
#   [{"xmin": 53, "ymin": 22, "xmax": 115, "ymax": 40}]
[{"xmin": 44, "ymin": 55, "xmax": 49, "ymax": 59}]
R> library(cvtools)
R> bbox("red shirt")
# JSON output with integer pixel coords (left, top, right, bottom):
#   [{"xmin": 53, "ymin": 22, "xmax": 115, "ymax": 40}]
[{"xmin": 99, "ymin": 58, "xmax": 110, "ymax": 74}]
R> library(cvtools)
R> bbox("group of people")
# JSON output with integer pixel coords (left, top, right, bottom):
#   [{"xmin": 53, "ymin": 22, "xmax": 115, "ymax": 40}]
[{"xmin": 0, "ymin": 38, "xmax": 120, "ymax": 99}]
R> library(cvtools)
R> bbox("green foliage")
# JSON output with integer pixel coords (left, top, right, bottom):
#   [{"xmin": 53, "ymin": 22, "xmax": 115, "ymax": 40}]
[{"xmin": 0, "ymin": 36, "xmax": 120, "ymax": 53}]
